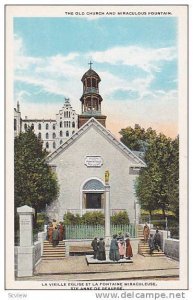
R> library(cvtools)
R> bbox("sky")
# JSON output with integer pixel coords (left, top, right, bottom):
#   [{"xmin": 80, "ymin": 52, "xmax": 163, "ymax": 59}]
[{"xmin": 14, "ymin": 16, "xmax": 178, "ymax": 138}]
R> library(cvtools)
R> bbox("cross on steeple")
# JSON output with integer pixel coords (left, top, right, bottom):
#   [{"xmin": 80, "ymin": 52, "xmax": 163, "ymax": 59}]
[{"xmin": 88, "ymin": 60, "xmax": 93, "ymax": 69}]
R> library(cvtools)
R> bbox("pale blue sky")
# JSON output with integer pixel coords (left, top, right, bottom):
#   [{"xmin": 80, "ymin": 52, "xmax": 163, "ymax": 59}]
[{"xmin": 14, "ymin": 17, "xmax": 178, "ymax": 137}]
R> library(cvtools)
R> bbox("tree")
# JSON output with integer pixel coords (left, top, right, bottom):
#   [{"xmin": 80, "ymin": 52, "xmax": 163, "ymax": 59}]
[
  {"xmin": 135, "ymin": 132, "xmax": 179, "ymax": 218},
  {"xmin": 119, "ymin": 125, "xmax": 179, "ymax": 218},
  {"xmin": 14, "ymin": 128, "xmax": 59, "ymax": 225},
  {"xmin": 119, "ymin": 124, "xmax": 157, "ymax": 151}
]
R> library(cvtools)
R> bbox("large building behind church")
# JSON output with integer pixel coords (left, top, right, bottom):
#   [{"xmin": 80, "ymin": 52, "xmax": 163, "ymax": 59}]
[{"xmin": 14, "ymin": 98, "xmax": 79, "ymax": 152}]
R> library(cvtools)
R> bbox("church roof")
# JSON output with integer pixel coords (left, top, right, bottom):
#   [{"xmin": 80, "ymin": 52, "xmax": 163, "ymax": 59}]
[
  {"xmin": 46, "ymin": 117, "xmax": 146, "ymax": 168},
  {"xmin": 81, "ymin": 68, "xmax": 101, "ymax": 82}
]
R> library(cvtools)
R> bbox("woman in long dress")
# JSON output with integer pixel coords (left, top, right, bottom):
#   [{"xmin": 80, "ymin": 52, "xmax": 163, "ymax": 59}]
[
  {"xmin": 125, "ymin": 233, "xmax": 133, "ymax": 260},
  {"xmin": 109, "ymin": 234, "xmax": 120, "ymax": 261},
  {"xmin": 143, "ymin": 223, "xmax": 150, "ymax": 243}
]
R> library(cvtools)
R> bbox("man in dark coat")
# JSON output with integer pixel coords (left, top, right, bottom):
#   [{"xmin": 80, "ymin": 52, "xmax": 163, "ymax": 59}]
[
  {"xmin": 109, "ymin": 234, "xmax": 120, "ymax": 261},
  {"xmin": 98, "ymin": 238, "xmax": 106, "ymax": 261},
  {"xmin": 148, "ymin": 234, "xmax": 155, "ymax": 254},
  {"xmin": 153, "ymin": 229, "xmax": 161, "ymax": 251},
  {"xmin": 91, "ymin": 237, "xmax": 98, "ymax": 259},
  {"xmin": 52, "ymin": 226, "xmax": 59, "ymax": 247}
]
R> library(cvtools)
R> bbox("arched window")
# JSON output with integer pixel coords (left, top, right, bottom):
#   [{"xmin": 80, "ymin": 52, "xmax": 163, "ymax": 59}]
[
  {"xmin": 87, "ymin": 77, "xmax": 91, "ymax": 87},
  {"xmin": 53, "ymin": 141, "xmax": 56, "ymax": 149},
  {"xmin": 46, "ymin": 123, "xmax": 49, "ymax": 130},
  {"xmin": 60, "ymin": 121, "xmax": 62, "ymax": 128},
  {"xmin": 38, "ymin": 132, "xmax": 41, "ymax": 139},
  {"xmin": 24, "ymin": 123, "xmax": 27, "ymax": 130},
  {"xmin": 53, "ymin": 124, "xmax": 56, "ymax": 130},
  {"xmin": 72, "ymin": 121, "xmax": 75, "ymax": 128},
  {"xmin": 46, "ymin": 133, "xmax": 49, "ymax": 139},
  {"xmin": 92, "ymin": 77, "xmax": 97, "ymax": 88},
  {"xmin": 31, "ymin": 123, "xmax": 34, "ymax": 130},
  {"xmin": 66, "ymin": 131, "xmax": 69, "ymax": 137},
  {"xmin": 38, "ymin": 123, "xmax": 41, "ymax": 130},
  {"xmin": 60, "ymin": 131, "xmax": 63, "ymax": 137},
  {"xmin": 46, "ymin": 142, "xmax": 49, "ymax": 149},
  {"xmin": 53, "ymin": 132, "xmax": 56, "ymax": 139},
  {"xmin": 60, "ymin": 140, "xmax": 63, "ymax": 145}
]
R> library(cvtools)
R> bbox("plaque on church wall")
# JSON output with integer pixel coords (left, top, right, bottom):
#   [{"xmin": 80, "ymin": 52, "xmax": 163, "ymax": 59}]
[{"xmin": 84, "ymin": 156, "xmax": 103, "ymax": 167}]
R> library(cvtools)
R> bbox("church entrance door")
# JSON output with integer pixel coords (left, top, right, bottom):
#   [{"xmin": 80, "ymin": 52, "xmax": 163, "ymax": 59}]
[{"xmin": 85, "ymin": 193, "xmax": 103, "ymax": 209}]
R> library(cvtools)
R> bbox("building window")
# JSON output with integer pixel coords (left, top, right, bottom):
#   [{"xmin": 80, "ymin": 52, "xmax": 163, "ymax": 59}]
[
  {"xmin": 66, "ymin": 131, "xmax": 69, "ymax": 137},
  {"xmin": 60, "ymin": 131, "xmax": 63, "ymax": 137},
  {"xmin": 72, "ymin": 121, "xmax": 75, "ymax": 128},
  {"xmin": 38, "ymin": 123, "xmax": 41, "ymax": 130},
  {"xmin": 14, "ymin": 119, "xmax": 17, "ymax": 130},
  {"xmin": 38, "ymin": 132, "xmax": 41, "ymax": 139},
  {"xmin": 72, "ymin": 131, "xmax": 75, "ymax": 135},
  {"xmin": 69, "ymin": 121, "xmax": 71, "ymax": 128},
  {"xmin": 24, "ymin": 123, "xmax": 27, "ymax": 130},
  {"xmin": 46, "ymin": 142, "xmax": 49, "ymax": 149},
  {"xmin": 53, "ymin": 132, "xmax": 56, "ymax": 139},
  {"xmin": 60, "ymin": 140, "xmax": 63, "ymax": 145},
  {"xmin": 31, "ymin": 123, "xmax": 34, "ymax": 130},
  {"xmin": 60, "ymin": 121, "xmax": 62, "ymax": 128},
  {"xmin": 53, "ymin": 141, "xmax": 56, "ymax": 149},
  {"xmin": 46, "ymin": 133, "xmax": 49, "ymax": 139},
  {"xmin": 46, "ymin": 123, "xmax": 49, "ymax": 130},
  {"xmin": 64, "ymin": 121, "xmax": 66, "ymax": 127},
  {"xmin": 53, "ymin": 124, "xmax": 56, "ymax": 130}
]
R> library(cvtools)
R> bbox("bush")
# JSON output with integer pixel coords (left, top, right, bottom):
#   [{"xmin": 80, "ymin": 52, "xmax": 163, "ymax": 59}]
[
  {"xmin": 81, "ymin": 211, "xmax": 105, "ymax": 225},
  {"xmin": 63, "ymin": 212, "xmax": 82, "ymax": 225},
  {"xmin": 63, "ymin": 211, "xmax": 130, "ymax": 226},
  {"xmin": 111, "ymin": 211, "xmax": 130, "ymax": 225}
]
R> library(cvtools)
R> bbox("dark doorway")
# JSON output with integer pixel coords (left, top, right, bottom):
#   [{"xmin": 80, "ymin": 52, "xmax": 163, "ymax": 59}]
[{"xmin": 85, "ymin": 193, "xmax": 102, "ymax": 209}]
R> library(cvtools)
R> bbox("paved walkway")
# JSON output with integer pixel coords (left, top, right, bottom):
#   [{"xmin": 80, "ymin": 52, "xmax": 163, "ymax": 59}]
[{"xmin": 30, "ymin": 254, "xmax": 179, "ymax": 281}]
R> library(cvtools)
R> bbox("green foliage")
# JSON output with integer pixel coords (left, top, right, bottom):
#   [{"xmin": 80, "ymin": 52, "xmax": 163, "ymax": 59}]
[
  {"xmin": 63, "ymin": 211, "xmax": 130, "ymax": 225},
  {"xmin": 119, "ymin": 125, "xmax": 157, "ymax": 151},
  {"xmin": 63, "ymin": 212, "xmax": 82, "ymax": 225},
  {"xmin": 14, "ymin": 128, "xmax": 59, "ymax": 224},
  {"xmin": 111, "ymin": 211, "xmax": 130, "ymax": 225},
  {"xmin": 120, "ymin": 125, "xmax": 179, "ymax": 218},
  {"xmin": 135, "ymin": 133, "xmax": 179, "ymax": 217},
  {"xmin": 81, "ymin": 211, "xmax": 105, "ymax": 225}
]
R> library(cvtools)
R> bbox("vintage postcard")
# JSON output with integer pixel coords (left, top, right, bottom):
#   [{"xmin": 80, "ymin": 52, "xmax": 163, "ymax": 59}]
[{"xmin": 5, "ymin": 4, "xmax": 188, "ymax": 294}]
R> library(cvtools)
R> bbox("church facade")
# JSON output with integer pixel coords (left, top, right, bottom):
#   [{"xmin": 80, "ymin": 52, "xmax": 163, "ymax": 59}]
[{"xmin": 45, "ymin": 65, "xmax": 146, "ymax": 223}]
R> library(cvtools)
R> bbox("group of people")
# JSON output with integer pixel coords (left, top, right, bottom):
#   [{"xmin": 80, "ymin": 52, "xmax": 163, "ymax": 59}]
[
  {"xmin": 46, "ymin": 220, "xmax": 64, "ymax": 247},
  {"xmin": 91, "ymin": 232, "xmax": 133, "ymax": 261},
  {"xmin": 143, "ymin": 223, "xmax": 162, "ymax": 254}
]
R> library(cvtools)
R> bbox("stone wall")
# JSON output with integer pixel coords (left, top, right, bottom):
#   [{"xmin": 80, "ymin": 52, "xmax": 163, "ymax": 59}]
[{"xmin": 164, "ymin": 239, "xmax": 179, "ymax": 261}]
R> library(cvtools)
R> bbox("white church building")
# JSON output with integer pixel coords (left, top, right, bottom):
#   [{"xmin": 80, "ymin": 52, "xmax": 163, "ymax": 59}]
[
  {"xmin": 14, "ymin": 64, "xmax": 146, "ymax": 223},
  {"xmin": 44, "ymin": 65, "xmax": 146, "ymax": 223}
]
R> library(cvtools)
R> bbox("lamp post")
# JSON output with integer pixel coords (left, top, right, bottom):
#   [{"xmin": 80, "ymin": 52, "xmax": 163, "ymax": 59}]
[{"xmin": 105, "ymin": 170, "xmax": 111, "ymax": 259}]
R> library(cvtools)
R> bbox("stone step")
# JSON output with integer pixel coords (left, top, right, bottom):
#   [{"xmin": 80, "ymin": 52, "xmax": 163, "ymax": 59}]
[{"xmin": 43, "ymin": 249, "xmax": 65, "ymax": 253}]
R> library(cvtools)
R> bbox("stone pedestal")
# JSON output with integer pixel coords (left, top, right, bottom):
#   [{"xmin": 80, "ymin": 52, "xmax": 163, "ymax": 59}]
[
  {"xmin": 17, "ymin": 205, "xmax": 35, "ymax": 277},
  {"xmin": 105, "ymin": 184, "xmax": 111, "ymax": 259}
]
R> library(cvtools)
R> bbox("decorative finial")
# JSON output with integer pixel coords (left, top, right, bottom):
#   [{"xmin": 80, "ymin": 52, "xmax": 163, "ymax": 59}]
[
  {"xmin": 88, "ymin": 61, "xmax": 93, "ymax": 69},
  {"xmin": 64, "ymin": 97, "xmax": 70, "ymax": 105}
]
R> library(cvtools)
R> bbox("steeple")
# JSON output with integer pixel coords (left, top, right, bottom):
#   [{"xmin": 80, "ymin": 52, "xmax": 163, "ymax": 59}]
[{"xmin": 78, "ymin": 63, "xmax": 106, "ymax": 128}]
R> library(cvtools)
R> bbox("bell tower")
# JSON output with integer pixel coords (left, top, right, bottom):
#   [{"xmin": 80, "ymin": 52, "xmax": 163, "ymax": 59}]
[{"xmin": 78, "ymin": 62, "xmax": 107, "ymax": 128}]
